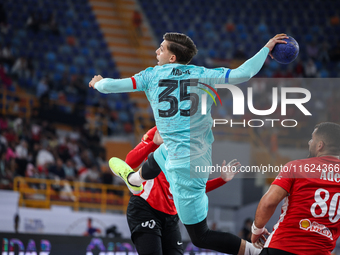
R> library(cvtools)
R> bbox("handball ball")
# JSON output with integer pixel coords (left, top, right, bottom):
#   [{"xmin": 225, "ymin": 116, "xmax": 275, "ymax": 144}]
[{"xmin": 271, "ymin": 36, "xmax": 299, "ymax": 64}]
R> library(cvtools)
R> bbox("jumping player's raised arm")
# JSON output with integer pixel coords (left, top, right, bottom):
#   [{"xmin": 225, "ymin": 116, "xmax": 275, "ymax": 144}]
[{"xmin": 228, "ymin": 33, "xmax": 288, "ymax": 84}]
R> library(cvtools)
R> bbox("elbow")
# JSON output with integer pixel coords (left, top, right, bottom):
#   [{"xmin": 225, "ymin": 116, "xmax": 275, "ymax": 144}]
[{"xmin": 259, "ymin": 196, "xmax": 279, "ymax": 212}]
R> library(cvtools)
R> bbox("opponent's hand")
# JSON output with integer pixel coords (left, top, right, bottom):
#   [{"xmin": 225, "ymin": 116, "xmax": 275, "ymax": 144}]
[
  {"xmin": 220, "ymin": 159, "xmax": 241, "ymax": 182},
  {"xmin": 89, "ymin": 75, "xmax": 103, "ymax": 89},
  {"xmin": 264, "ymin": 33, "xmax": 288, "ymax": 59},
  {"xmin": 153, "ymin": 130, "xmax": 163, "ymax": 145},
  {"xmin": 251, "ymin": 228, "xmax": 270, "ymax": 249}
]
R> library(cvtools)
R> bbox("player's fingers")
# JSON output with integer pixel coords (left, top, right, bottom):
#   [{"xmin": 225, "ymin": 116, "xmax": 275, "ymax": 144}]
[
  {"xmin": 275, "ymin": 39, "xmax": 288, "ymax": 44},
  {"xmin": 253, "ymin": 239, "xmax": 264, "ymax": 249},
  {"xmin": 268, "ymin": 53, "xmax": 274, "ymax": 59},
  {"xmin": 273, "ymin": 33, "xmax": 287, "ymax": 38},
  {"xmin": 260, "ymin": 235, "xmax": 267, "ymax": 243},
  {"xmin": 222, "ymin": 160, "xmax": 226, "ymax": 167},
  {"xmin": 263, "ymin": 228, "xmax": 270, "ymax": 236},
  {"xmin": 227, "ymin": 159, "xmax": 237, "ymax": 166}
]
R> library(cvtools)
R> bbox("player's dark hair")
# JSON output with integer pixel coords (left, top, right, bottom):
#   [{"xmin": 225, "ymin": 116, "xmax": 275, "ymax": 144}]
[
  {"xmin": 314, "ymin": 122, "xmax": 340, "ymax": 154},
  {"xmin": 163, "ymin": 32, "xmax": 198, "ymax": 64}
]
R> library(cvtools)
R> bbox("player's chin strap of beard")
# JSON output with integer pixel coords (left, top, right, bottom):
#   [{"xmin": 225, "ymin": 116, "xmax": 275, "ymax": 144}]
[{"xmin": 251, "ymin": 221, "xmax": 266, "ymax": 249}]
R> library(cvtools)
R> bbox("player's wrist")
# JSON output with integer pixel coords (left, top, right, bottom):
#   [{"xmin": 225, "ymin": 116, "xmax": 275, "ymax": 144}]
[{"xmin": 251, "ymin": 221, "xmax": 265, "ymax": 235}]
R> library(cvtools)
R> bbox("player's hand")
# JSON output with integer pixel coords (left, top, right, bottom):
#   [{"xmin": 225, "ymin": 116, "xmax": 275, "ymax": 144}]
[
  {"xmin": 153, "ymin": 130, "xmax": 163, "ymax": 145},
  {"xmin": 264, "ymin": 33, "xmax": 288, "ymax": 59},
  {"xmin": 220, "ymin": 159, "xmax": 241, "ymax": 182},
  {"xmin": 251, "ymin": 228, "xmax": 270, "ymax": 249},
  {"xmin": 89, "ymin": 75, "xmax": 103, "ymax": 89}
]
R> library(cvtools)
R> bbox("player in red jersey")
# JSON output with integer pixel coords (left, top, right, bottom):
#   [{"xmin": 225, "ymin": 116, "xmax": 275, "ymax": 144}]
[
  {"xmin": 251, "ymin": 122, "xmax": 340, "ymax": 255},
  {"xmin": 125, "ymin": 126, "xmax": 240, "ymax": 254}
]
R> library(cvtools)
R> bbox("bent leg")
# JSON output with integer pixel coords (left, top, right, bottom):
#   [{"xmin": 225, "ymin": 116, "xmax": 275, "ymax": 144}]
[
  {"xmin": 185, "ymin": 218, "xmax": 241, "ymax": 254},
  {"xmin": 132, "ymin": 232, "xmax": 162, "ymax": 255}
]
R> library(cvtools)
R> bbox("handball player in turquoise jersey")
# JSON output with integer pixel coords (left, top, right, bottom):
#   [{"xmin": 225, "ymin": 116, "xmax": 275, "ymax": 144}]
[{"xmin": 89, "ymin": 33, "xmax": 287, "ymax": 255}]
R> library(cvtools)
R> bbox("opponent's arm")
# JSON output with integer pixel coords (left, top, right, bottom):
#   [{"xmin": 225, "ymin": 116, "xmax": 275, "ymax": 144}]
[
  {"xmin": 228, "ymin": 34, "xmax": 288, "ymax": 84},
  {"xmin": 126, "ymin": 141, "xmax": 159, "ymax": 169},
  {"xmin": 89, "ymin": 75, "xmax": 136, "ymax": 93},
  {"xmin": 126, "ymin": 128, "xmax": 161, "ymax": 168},
  {"xmin": 205, "ymin": 159, "xmax": 241, "ymax": 193},
  {"xmin": 251, "ymin": 184, "xmax": 287, "ymax": 248}
]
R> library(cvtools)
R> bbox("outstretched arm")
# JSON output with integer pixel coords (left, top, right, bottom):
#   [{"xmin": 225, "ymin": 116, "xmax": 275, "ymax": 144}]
[
  {"xmin": 206, "ymin": 159, "xmax": 241, "ymax": 193},
  {"xmin": 228, "ymin": 34, "xmax": 288, "ymax": 84},
  {"xmin": 89, "ymin": 75, "xmax": 136, "ymax": 93}
]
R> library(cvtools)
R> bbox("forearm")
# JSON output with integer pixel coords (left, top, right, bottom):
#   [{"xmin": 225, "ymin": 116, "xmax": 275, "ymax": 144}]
[
  {"xmin": 254, "ymin": 196, "xmax": 278, "ymax": 228},
  {"xmin": 205, "ymin": 177, "xmax": 227, "ymax": 193},
  {"xmin": 94, "ymin": 78, "xmax": 135, "ymax": 93},
  {"xmin": 228, "ymin": 47, "xmax": 269, "ymax": 84},
  {"xmin": 254, "ymin": 184, "xmax": 287, "ymax": 228},
  {"xmin": 125, "ymin": 142, "xmax": 159, "ymax": 168}
]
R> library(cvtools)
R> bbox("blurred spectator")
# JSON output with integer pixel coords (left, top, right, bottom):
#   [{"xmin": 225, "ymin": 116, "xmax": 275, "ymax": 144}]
[
  {"xmin": 79, "ymin": 165, "xmax": 100, "ymax": 184},
  {"xmin": 306, "ymin": 42, "xmax": 318, "ymax": 60},
  {"xmin": 63, "ymin": 159, "xmax": 77, "ymax": 182},
  {"xmin": 14, "ymin": 214, "xmax": 19, "ymax": 233},
  {"xmin": 0, "ymin": 64, "xmax": 12, "ymax": 88},
  {"xmin": 1, "ymin": 43, "xmax": 15, "ymax": 68},
  {"xmin": 0, "ymin": 151, "xmax": 13, "ymax": 189},
  {"xmin": 304, "ymin": 59, "xmax": 317, "ymax": 77},
  {"xmin": 293, "ymin": 60, "xmax": 304, "ymax": 77},
  {"xmin": 15, "ymin": 139, "xmax": 28, "ymax": 176},
  {"xmin": 5, "ymin": 128, "xmax": 18, "ymax": 144},
  {"xmin": 318, "ymin": 42, "xmax": 330, "ymax": 63},
  {"xmin": 6, "ymin": 142, "xmax": 17, "ymax": 164},
  {"xmin": 36, "ymin": 144, "xmax": 55, "ymax": 168},
  {"xmin": 36, "ymin": 76, "xmax": 50, "ymax": 99},
  {"xmin": 132, "ymin": 10, "xmax": 143, "ymax": 37},
  {"xmin": 26, "ymin": 12, "xmax": 41, "ymax": 33},
  {"xmin": 11, "ymin": 57, "xmax": 32, "ymax": 80},
  {"xmin": 83, "ymin": 218, "xmax": 101, "ymax": 236},
  {"xmin": 48, "ymin": 157, "xmax": 66, "ymax": 180}
]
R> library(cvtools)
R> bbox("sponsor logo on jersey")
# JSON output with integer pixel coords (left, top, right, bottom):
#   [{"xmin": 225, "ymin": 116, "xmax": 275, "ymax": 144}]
[{"xmin": 299, "ymin": 219, "xmax": 333, "ymax": 240}]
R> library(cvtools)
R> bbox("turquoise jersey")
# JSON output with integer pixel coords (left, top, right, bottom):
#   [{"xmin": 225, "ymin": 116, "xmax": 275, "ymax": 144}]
[{"xmin": 133, "ymin": 64, "xmax": 228, "ymax": 162}]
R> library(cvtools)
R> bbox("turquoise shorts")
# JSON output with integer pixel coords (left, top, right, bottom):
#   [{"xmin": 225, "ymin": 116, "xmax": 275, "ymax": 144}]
[{"xmin": 154, "ymin": 144, "xmax": 211, "ymax": 225}]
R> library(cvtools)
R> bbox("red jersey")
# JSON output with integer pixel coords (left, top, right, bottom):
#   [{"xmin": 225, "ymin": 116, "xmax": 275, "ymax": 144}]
[
  {"xmin": 125, "ymin": 126, "xmax": 227, "ymax": 215},
  {"xmin": 265, "ymin": 156, "xmax": 340, "ymax": 255}
]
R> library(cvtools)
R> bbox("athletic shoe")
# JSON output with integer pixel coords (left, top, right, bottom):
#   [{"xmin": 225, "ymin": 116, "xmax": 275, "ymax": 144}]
[{"xmin": 108, "ymin": 157, "xmax": 143, "ymax": 194}]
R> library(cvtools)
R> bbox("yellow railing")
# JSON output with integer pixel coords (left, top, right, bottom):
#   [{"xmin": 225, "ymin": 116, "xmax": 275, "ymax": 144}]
[
  {"xmin": 0, "ymin": 89, "xmax": 36, "ymax": 119},
  {"xmin": 13, "ymin": 177, "xmax": 131, "ymax": 214}
]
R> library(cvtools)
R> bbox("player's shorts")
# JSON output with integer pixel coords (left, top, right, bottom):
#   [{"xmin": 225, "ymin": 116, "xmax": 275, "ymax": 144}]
[
  {"xmin": 127, "ymin": 195, "xmax": 180, "ymax": 239},
  {"xmin": 154, "ymin": 144, "xmax": 211, "ymax": 225}
]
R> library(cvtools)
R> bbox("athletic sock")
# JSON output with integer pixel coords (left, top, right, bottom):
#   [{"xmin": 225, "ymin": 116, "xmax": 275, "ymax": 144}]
[
  {"xmin": 244, "ymin": 241, "xmax": 262, "ymax": 255},
  {"xmin": 128, "ymin": 169, "xmax": 145, "ymax": 186}
]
